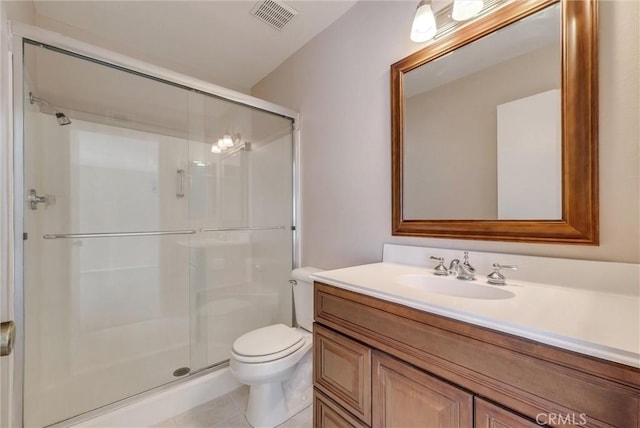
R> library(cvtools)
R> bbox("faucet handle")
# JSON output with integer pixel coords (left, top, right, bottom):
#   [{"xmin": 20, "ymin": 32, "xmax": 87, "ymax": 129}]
[
  {"xmin": 462, "ymin": 251, "xmax": 475, "ymax": 272},
  {"xmin": 429, "ymin": 256, "xmax": 449, "ymax": 276},
  {"xmin": 487, "ymin": 263, "xmax": 518, "ymax": 285}
]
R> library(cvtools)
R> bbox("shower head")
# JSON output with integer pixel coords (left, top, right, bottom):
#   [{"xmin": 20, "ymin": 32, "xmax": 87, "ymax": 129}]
[
  {"xmin": 29, "ymin": 92, "xmax": 72, "ymax": 126},
  {"xmin": 55, "ymin": 112, "xmax": 71, "ymax": 126}
]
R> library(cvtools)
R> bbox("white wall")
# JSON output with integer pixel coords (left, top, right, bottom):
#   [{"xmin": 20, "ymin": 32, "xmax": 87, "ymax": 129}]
[
  {"xmin": 252, "ymin": 0, "xmax": 640, "ymax": 267},
  {"xmin": 2, "ymin": 0, "xmax": 35, "ymax": 24}
]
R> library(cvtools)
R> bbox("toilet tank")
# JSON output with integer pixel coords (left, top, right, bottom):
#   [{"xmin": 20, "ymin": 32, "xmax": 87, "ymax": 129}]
[{"xmin": 291, "ymin": 267, "xmax": 322, "ymax": 332}]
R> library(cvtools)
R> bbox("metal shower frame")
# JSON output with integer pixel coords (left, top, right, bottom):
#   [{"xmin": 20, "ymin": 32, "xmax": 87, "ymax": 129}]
[{"xmin": 7, "ymin": 21, "xmax": 302, "ymax": 428}]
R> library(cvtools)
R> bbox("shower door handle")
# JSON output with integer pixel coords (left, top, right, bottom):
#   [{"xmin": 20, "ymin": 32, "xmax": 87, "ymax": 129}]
[
  {"xmin": 1, "ymin": 321, "xmax": 15, "ymax": 357},
  {"xmin": 176, "ymin": 169, "xmax": 185, "ymax": 198}
]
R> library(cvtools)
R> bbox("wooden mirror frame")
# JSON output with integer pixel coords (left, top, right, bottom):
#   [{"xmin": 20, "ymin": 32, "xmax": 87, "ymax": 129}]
[{"xmin": 391, "ymin": 0, "xmax": 598, "ymax": 244}]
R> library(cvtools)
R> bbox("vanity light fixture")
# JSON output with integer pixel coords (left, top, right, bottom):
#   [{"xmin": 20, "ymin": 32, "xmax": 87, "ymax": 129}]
[
  {"xmin": 410, "ymin": 0, "xmax": 437, "ymax": 42},
  {"xmin": 410, "ymin": 0, "xmax": 486, "ymax": 42},
  {"xmin": 451, "ymin": 0, "xmax": 484, "ymax": 21}
]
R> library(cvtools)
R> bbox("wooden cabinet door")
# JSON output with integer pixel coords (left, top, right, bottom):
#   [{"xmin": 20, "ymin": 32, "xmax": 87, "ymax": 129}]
[
  {"xmin": 314, "ymin": 389, "xmax": 368, "ymax": 428},
  {"xmin": 314, "ymin": 324, "xmax": 372, "ymax": 424},
  {"xmin": 373, "ymin": 351, "xmax": 473, "ymax": 428},
  {"xmin": 475, "ymin": 398, "xmax": 541, "ymax": 428}
]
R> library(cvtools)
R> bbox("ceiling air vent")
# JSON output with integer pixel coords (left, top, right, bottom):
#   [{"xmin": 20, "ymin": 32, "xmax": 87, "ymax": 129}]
[{"xmin": 250, "ymin": 0, "xmax": 299, "ymax": 31}]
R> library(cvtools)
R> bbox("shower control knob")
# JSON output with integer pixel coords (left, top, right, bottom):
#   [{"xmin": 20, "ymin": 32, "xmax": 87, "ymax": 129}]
[{"xmin": 27, "ymin": 189, "xmax": 55, "ymax": 210}]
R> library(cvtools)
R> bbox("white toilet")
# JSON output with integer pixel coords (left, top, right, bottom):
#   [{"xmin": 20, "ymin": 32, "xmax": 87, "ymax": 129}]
[{"xmin": 230, "ymin": 267, "xmax": 321, "ymax": 428}]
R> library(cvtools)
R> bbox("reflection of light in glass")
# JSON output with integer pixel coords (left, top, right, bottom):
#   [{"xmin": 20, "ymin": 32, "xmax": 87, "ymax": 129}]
[
  {"xmin": 452, "ymin": 0, "xmax": 484, "ymax": 21},
  {"xmin": 210, "ymin": 134, "xmax": 242, "ymax": 153},
  {"xmin": 211, "ymin": 138, "xmax": 226, "ymax": 153},
  {"xmin": 411, "ymin": 0, "xmax": 437, "ymax": 42},
  {"xmin": 193, "ymin": 161, "xmax": 206, "ymax": 167}
]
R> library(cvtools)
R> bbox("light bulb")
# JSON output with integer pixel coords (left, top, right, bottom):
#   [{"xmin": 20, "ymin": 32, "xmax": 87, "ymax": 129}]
[
  {"xmin": 222, "ymin": 134, "xmax": 234, "ymax": 147},
  {"xmin": 410, "ymin": 0, "xmax": 437, "ymax": 43},
  {"xmin": 211, "ymin": 143, "xmax": 222, "ymax": 153},
  {"xmin": 451, "ymin": 0, "xmax": 484, "ymax": 21}
]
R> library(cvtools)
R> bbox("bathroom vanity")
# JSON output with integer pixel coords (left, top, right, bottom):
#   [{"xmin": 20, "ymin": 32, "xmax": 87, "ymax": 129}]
[{"xmin": 310, "ymin": 248, "xmax": 640, "ymax": 428}]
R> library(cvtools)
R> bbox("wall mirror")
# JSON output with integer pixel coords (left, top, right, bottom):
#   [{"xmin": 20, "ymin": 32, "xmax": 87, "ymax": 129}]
[{"xmin": 391, "ymin": 0, "xmax": 598, "ymax": 244}]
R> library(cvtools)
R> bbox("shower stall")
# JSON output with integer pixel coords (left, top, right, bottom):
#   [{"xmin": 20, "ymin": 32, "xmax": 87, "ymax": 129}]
[{"xmin": 11, "ymin": 25, "xmax": 297, "ymax": 428}]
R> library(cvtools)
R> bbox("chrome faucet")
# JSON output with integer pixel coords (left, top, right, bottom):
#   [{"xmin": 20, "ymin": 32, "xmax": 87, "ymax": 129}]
[{"xmin": 448, "ymin": 252, "xmax": 476, "ymax": 281}]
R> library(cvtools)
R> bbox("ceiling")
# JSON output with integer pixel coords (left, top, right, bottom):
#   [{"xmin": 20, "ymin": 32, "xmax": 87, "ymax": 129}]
[{"xmin": 33, "ymin": 0, "xmax": 358, "ymax": 93}]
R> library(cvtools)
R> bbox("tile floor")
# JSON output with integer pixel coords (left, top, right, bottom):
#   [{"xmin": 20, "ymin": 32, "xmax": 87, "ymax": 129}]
[{"xmin": 153, "ymin": 386, "xmax": 313, "ymax": 428}]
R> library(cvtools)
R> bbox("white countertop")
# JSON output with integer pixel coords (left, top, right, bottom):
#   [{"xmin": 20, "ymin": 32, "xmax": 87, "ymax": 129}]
[{"xmin": 311, "ymin": 262, "xmax": 640, "ymax": 368}]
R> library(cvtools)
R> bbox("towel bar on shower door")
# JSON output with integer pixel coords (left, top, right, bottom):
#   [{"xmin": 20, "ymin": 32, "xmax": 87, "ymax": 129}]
[
  {"xmin": 42, "ymin": 230, "xmax": 197, "ymax": 239},
  {"xmin": 200, "ymin": 226, "xmax": 290, "ymax": 232}
]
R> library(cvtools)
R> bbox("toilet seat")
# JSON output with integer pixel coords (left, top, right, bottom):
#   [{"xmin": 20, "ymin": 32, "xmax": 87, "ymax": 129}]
[{"xmin": 232, "ymin": 324, "xmax": 305, "ymax": 363}]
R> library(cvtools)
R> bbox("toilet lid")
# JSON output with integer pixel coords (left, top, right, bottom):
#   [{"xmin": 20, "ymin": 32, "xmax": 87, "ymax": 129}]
[{"xmin": 232, "ymin": 324, "xmax": 304, "ymax": 358}]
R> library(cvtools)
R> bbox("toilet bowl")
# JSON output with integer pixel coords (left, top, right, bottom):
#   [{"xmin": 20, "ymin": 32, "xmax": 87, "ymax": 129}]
[{"xmin": 229, "ymin": 267, "xmax": 321, "ymax": 428}]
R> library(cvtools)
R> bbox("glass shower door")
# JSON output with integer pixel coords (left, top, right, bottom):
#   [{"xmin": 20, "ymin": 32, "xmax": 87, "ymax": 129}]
[
  {"xmin": 188, "ymin": 94, "xmax": 295, "ymax": 370},
  {"xmin": 22, "ymin": 42, "xmax": 193, "ymax": 427},
  {"xmin": 21, "ymin": 39, "xmax": 295, "ymax": 428}
]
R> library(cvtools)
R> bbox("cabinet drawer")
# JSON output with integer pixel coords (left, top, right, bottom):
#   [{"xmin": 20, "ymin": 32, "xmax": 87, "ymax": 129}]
[
  {"xmin": 314, "ymin": 389, "xmax": 369, "ymax": 428},
  {"xmin": 314, "ymin": 324, "xmax": 372, "ymax": 425},
  {"xmin": 475, "ymin": 398, "xmax": 541, "ymax": 428},
  {"xmin": 373, "ymin": 351, "xmax": 473, "ymax": 428}
]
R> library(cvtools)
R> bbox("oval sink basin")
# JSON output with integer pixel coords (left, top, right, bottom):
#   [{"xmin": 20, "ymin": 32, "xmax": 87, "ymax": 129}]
[{"xmin": 398, "ymin": 274, "xmax": 515, "ymax": 300}]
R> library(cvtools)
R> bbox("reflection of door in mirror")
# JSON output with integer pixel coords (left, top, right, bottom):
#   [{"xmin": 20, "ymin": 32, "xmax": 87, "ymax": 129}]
[
  {"xmin": 497, "ymin": 89, "xmax": 561, "ymax": 219},
  {"xmin": 402, "ymin": 3, "xmax": 560, "ymax": 221}
]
